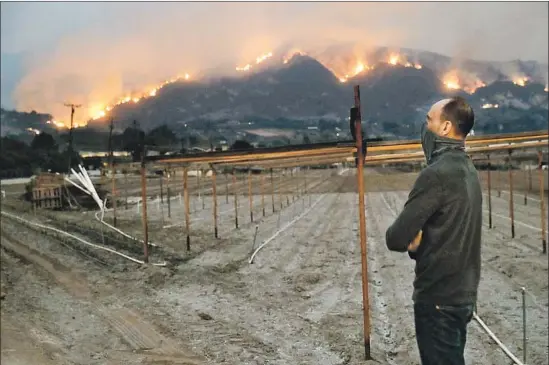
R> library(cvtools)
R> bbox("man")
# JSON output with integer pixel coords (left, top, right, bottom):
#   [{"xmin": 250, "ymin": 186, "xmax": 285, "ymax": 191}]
[{"xmin": 385, "ymin": 97, "xmax": 482, "ymax": 365}]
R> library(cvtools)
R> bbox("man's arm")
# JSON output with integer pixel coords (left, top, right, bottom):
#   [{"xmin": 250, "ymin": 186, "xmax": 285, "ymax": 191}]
[{"xmin": 385, "ymin": 168, "xmax": 443, "ymax": 252}]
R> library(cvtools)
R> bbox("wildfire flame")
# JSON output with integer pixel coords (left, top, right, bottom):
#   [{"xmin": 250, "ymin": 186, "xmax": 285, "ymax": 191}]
[
  {"xmin": 26, "ymin": 127, "xmax": 41, "ymax": 135},
  {"xmin": 545, "ymin": 85, "xmax": 548, "ymax": 92},
  {"xmin": 387, "ymin": 53, "xmax": 422, "ymax": 69},
  {"xmin": 62, "ymin": 73, "xmax": 192, "ymax": 126},
  {"xmin": 513, "ymin": 77, "xmax": 529, "ymax": 86},
  {"xmin": 236, "ymin": 51, "xmax": 273, "ymax": 72},
  {"xmin": 443, "ymin": 70, "xmax": 485, "ymax": 94},
  {"xmin": 481, "ymin": 103, "xmax": 499, "ymax": 109}
]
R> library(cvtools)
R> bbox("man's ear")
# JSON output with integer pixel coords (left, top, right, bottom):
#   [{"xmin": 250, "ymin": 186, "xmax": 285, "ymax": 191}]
[{"xmin": 440, "ymin": 120, "xmax": 453, "ymax": 136}]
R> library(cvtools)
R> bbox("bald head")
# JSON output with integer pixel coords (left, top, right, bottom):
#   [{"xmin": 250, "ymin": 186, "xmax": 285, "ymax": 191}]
[{"xmin": 426, "ymin": 97, "xmax": 475, "ymax": 140}]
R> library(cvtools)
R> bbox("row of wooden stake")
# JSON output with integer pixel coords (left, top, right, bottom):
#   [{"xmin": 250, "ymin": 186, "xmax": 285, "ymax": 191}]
[
  {"xmin": 107, "ymin": 166, "xmax": 312, "ymax": 263},
  {"xmin": 483, "ymin": 150, "xmax": 547, "ymax": 253}
]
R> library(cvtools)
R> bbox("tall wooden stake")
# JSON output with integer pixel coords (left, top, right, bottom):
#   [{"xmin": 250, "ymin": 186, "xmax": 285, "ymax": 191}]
[
  {"xmin": 108, "ymin": 118, "xmax": 117, "ymax": 227},
  {"xmin": 353, "ymin": 85, "xmax": 371, "ymax": 360},
  {"xmin": 212, "ymin": 167, "xmax": 218, "ymax": 238},
  {"xmin": 524, "ymin": 164, "xmax": 528, "ymax": 206},
  {"xmin": 508, "ymin": 151, "xmax": 515, "ymax": 239},
  {"xmin": 225, "ymin": 173, "xmax": 229, "ymax": 204},
  {"xmin": 270, "ymin": 168, "xmax": 275, "ymax": 213},
  {"xmin": 261, "ymin": 173, "xmax": 266, "ymax": 217},
  {"xmin": 167, "ymin": 168, "xmax": 171, "ymax": 218},
  {"xmin": 140, "ymin": 164, "xmax": 149, "ymax": 263},
  {"xmin": 539, "ymin": 151, "xmax": 547, "ymax": 254},
  {"xmin": 124, "ymin": 170, "xmax": 128, "ymax": 210},
  {"xmin": 279, "ymin": 171, "xmax": 284, "ymax": 210},
  {"xmin": 248, "ymin": 169, "xmax": 254, "ymax": 223},
  {"xmin": 233, "ymin": 171, "xmax": 239, "ymax": 229},
  {"xmin": 487, "ymin": 155, "xmax": 493, "ymax": 229},
  {"xmin": 184, "ymin": 168, "xmax": 191, "ymax": 251}
]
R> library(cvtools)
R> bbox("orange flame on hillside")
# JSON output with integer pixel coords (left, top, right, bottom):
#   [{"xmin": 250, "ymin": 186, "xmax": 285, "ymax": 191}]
[
  {"xmin": 236, "ymin": 51, "xmax": 273, "ymax": 72},
  {"xmin": 443, "ymin": 70, "xmax": 485, "ymax": 94},
  {"xmin": 512, "ymin": 76, "xmax": 529, "ymax": 86},
  {"xmin": 44, "ymin": 73, "xmax": 192, "ymax": 129}
]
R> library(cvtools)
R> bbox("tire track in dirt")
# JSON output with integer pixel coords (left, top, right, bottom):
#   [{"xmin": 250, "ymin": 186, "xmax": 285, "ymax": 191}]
[{"xmin": 0, "ymin": 227, "xmax": 206, "ymax": 365}]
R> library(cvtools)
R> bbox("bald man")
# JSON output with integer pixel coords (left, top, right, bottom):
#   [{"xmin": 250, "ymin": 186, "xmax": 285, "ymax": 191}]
[{"xmin": 385, "ymin": 97, "xmax": 482, "ymax": 365}]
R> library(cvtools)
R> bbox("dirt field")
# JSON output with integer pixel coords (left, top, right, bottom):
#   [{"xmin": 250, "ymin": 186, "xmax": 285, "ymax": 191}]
[{"xmin": 1, "ymin": 166, "xmax": 548, "ymax": 365}]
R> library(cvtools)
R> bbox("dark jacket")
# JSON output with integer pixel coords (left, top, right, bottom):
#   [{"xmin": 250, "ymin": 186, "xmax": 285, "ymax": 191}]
[{"xmin": 385, "ymin": 141, "xmax": 482, "ymax": 305}]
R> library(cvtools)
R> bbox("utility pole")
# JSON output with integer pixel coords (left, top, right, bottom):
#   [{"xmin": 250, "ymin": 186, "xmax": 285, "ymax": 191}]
[{"xmin": 64, "ymin": 103, "xmax": 82, "ymax": 174}]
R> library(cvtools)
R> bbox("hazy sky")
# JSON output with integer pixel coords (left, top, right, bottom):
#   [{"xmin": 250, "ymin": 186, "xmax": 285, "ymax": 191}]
[{"xmin": 1, "ymin": 2, "xmax": 547, "ymax": 118}]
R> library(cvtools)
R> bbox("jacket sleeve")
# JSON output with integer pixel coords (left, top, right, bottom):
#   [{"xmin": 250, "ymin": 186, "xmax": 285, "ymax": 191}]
[{"xmin": 385, "ymin": 168, "xmax": 443, "ymax": 252}]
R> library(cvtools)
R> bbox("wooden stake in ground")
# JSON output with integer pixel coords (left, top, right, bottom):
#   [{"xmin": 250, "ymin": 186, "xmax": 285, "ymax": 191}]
[
  {"xmin": 111, "ymin": 164, "xmax": 117, "ymax": 227},
  {"xmin": 233, "ymin": 170, "xmax": 239, "ymax": 229},
  {"xmin": 508, "ymin": 151, "xmax": 515, "ymax": 239},
  {"xmin": 248, "ymin": 169, "xmax": 254, "ymax": 223},
  {"xmin": 538, "ymin": 151, "xmax": 547, "ymax": 254},
  {"xmin": 140, "ymin": 164, "xmax": 149, "ymax": 263},
  {"xmin": 160, "ymin": 175, "xmax": 164, "ymax": 204},
  {"xmin": 167, "ymin": 169, "xmax": 171, "ymax": 218},
  {"xmin": 183, "ymin": 168, "xmax": 191, "ymax": 251},
  {"xmin": 524, "ymin": 164, "xmax": 528, "ymax": 206},
  {"xmin": 279, "ymin": 170, "xmax": 284, "ymax": 210},
  {"xmin": 497, "ymin": 167, "xmax": 501, "ymax": 197},
  {"xmin": 124, "ymin": 170, "xmax": 128, "ymax": 210},
  {"xmin": 487, "ymin": 154, "xmax": 493, "ymax": 229},
  {"xmin": 353, "ymin": 84, "xmax": 371, "ymax": 360},
  {"xmin": 261, "ymin": 173, "xmax": 266, "ymax": 217},
  {"xmin": 212, "ymin": 166, "xmax": 218, "ymax": 238},
  {"xmin": 270, "ymin": 168, "xmax": 275, "ymax": 213},
  {"xmin": 285, "ymin": 169, "xmax": 290, "ymax": 206},
  {"xmin": 225, "ymin": 173, "xmax": 229, "ymax": 204}
]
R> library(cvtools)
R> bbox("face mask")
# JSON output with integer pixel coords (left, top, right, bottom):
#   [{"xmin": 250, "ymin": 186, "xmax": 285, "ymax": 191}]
[{"xmin": 420, "ymin": 123, "xmax": 437, "ymax": 163}]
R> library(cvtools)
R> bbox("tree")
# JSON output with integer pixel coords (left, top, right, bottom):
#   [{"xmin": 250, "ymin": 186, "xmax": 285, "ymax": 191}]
[
  {"xmin": 231, "ymin": 139, "xmax": 253, "ymax": 150},
  {"xmin": 147, "ymin": 124, "xmax": 178, "ymax": 148},
  {"xmin": 30, "ymin": 132, "xmax": 57, "ymax": 151},
  {"xmin": 302, "ymin": 134, "xmax": 311, "ymax": 144}
]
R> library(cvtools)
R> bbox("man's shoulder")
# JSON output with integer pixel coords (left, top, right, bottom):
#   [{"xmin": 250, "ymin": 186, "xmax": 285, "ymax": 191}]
[{"xmin": 415, "ymin": 165, "xmax": 442, "ymax": 189}]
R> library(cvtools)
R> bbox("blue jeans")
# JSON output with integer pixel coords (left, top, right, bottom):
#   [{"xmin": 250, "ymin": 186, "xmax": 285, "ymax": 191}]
[{"xmin": 414, "ymin": 302, "xmax": 475, "ymax": 365}]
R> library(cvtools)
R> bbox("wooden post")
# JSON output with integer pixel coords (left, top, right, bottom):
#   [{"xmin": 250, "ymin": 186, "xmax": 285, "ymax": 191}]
[
  {"xmin": 279, "ymin": 170, "xmax": 283, "ymax": 210},
  {"xmin": 307, "ymin": 166, "xmax": 311, "ymax": 206},
  {"xmin": 183, "ymin": 168, "xmax": 191, "ymax": 251},
  {"xmin": 487, "ymin": 155, "xmax": 493, "ymax": 229},
  {"xmin": 497, "ymin": 166, "xmax": 501, "ymax": 197},
  {"xmin": 508, "ymin": 151, "xmax": 515, "ymax": 239},
  {"xmin": 212, "ymin": 167, "xmax": 218, "ymax": 238},
  {"xmin": 285, "ymin": 169, "xmax": 290, "ymax": 206},
  {"xmin": 124, "ymin": 170, "xmax": 128, "ymax": 210},
  {"xmin": 524, "ymin": 164, "xmax": 528, "ymax": 206},
  {"xmin": 201, "ymin": 169, "xmax": 205, "ymax": 210},
  {"xmin": 233, "ymin": 171, "xmax": 239, "ymax": 229},
  {"xmin": 539, "ymin": 151, "xmax": 547, "ymax": 254},
  {"xmin": 111, "ymin": 164, "xmax": 117, "ymax": 227},
  {"xmin": 270, "ymin": 168, "xmax": 275, "ymax": 213},
  {"xmin": 225, "ymin": 173, "xmax": 229, "ymax": 204},
  {"xmin": 248, "ymin": 169, "xmax": 254, "ymax": 223},
  {"xmin": 196, "ymin": 169, "xmax": 201, "ymax": 210},
  {"xmin": 167, "ymin": 169, "xmax": 171, "ymax": 218},
  {"xmin": 140, "ymin": 164, "xmax": 149, "ymax": 263},
  {"xmin": 353, "ymin": 85, "xmax": 371, "ymax": 360},
  {"xmin": 160, "ymin": 175, "xmax": 164, "ymax": 203},
  {"xmin": 528, "ymin": 163, "xmax": 533, "ymax": 192},
  {"xmin": 261, "ymin": 173, "xmax": 266, "ymax": 217}
]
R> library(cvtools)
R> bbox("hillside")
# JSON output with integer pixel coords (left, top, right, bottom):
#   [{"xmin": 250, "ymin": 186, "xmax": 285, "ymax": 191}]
[{"xmin": 3, "ymin": 46, "xmax": 548, "ymax": 145}]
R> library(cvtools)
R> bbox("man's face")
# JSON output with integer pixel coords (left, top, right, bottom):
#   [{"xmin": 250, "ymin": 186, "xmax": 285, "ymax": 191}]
[{"xmin": 425, "ymin": 99, "xmax": 453, "ymax": 137}]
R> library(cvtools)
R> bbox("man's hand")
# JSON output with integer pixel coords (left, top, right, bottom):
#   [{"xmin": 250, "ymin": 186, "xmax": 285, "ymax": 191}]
[{"xmin": 407, "ymin": 230, "xmax": 422, "ymax": 252}]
